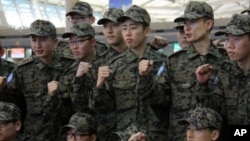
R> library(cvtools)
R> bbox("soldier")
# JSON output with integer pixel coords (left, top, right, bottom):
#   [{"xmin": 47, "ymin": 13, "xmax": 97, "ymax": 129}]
[
  {"xmin": 166, "ymin": 1, "xmax": 228, "ymax": 141},
  {"xmin": 95, "ymin": 5, "xmax": 169, "ymax": 141},
  {"xmin": 0, "ymin": 101, "xmax": 33, "ymax": 141},
  {"xmin": 8, "ymin": 19, "xmax": 75, "ymax": 141},
  {"xmin": 196, "ymin": 13, "xmax": 250, "ymax": 129},
  {"xmin": 57, "ymin": 1, "xmax": 168, "ymax": 55},
  {"xmin": 0, "ymin": 42, "xmax": 16, "ymax": 91},
  {"xmin": 56, "ymin": 1, "xmax": 108, "ymax": 55},
  {"xmin": 179, "ymin": 107, "xmax": 223, "ymax": 141},
  {"xmin": 174, "ymin": 22, "xmax": 189, "ymax": 48},
  {"xmin": 60, "ymin": 112, "xmax": 99, "ymax": 141}
]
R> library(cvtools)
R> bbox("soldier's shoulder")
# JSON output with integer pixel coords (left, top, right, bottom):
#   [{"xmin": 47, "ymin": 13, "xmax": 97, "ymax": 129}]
[
  {"xmin": 17, "ymin": 56, "xmax": 35, "ymax": 67},
  {"xmin": 60, "ymin": 53, "xmax": 75, "ymax": 61},
  {"xmin": 221, "ymin": 61, "xmax": 233, "ymax": 72},
  {"xmin": 168, "ymin": 49, "xmax": 187, "ymax": 59},
  {"xmin": 1, "ymin": 59, "xmax": 15, "ymax": 65}
]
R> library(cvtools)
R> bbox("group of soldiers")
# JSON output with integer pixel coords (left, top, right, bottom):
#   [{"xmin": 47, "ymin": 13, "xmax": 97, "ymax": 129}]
[{"xmin": 0, "ymin": 0, "xmax": 250, "ymax": 141}]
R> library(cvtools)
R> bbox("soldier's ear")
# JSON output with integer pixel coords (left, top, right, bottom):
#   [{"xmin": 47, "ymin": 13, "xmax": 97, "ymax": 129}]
[
  {"xmin": 14, "ymin": 120, "xmax": 22, "ymax": 131},
  {"xmin": 211, "ymin": 130, "xmax": 220, "ymax": 141},
  {"xmin": 90, "ymin": 134, "xmax": 97, "ymax": 141},
  {"xmin": 89, "ymin": 16, "xmax": 95, "ymax": 24}
]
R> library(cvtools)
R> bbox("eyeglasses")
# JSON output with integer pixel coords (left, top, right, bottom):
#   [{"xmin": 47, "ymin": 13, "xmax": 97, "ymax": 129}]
[
  {"xmin": 66, "ymin": 132, "xmax": 91, "ymax": 140},
  {"xmin": 69, "ymin": 38, "xmax": 90, "ymax": 46},
  {"xmin": 0, "ymin": 120, "xmax": 15, "ymax": 128}
]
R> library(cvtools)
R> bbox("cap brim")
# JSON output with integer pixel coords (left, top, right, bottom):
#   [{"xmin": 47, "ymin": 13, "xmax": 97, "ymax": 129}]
[
  {"xmin": 26, "ymin": 33, "xmax": 49, "ymax": 37},
  {"xmin": 62, "ymin": 32, "xmax": 75, "ymax": 38},
  {"xmin": 214, "ymin": 31, "xmax": 228, "ymax": 36},
  {"xmin": 178, "ymin": 119, "xmax": 190, "ymax": 125},
  {"xmin": 117, "ymin": 16, "xmax": 132, "ymax": 23},
  {"xmin": 66, "ymin": 11, "xmax": 82, "ymax": 16},
  {"xmin": 60, "ymin": 124, "xmax": 77, "ymax": 135},
  {"xmin": 97, "ymin": 18, "xmax": 115, "ymax": 25},
  {"xmin": 241, "ymin": 9, "xmax": 250, "ymax": 14},
  {"xmin": 174, "ymin": 16, "xmax": 186, "ymax": 23}
]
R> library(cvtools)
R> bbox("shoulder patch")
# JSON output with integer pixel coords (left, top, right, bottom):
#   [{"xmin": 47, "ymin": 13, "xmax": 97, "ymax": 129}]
[
  {"xmin": 17, "ymin": 56, "xmax": 34, "ymax": 66},
  {"xmin": 168, "ymin": 49, "xmax": 186, "ymax": 58}
]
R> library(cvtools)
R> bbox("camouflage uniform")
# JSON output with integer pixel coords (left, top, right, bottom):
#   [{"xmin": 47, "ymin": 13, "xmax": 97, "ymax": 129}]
[
  {"xmin": 55, "ymin": 1, "xmax": 108, "ymax": 55},
  {"xmin": 168, "ymin": 1, "xmax": 228, "ymax": 141},
  {"xmin": 59, "ymin": 112, "xmax": 99, "ymax": 141},
  {"xmin": 0, "ymin": 101, "xmax": 34, "ymax": 141},
  {"xmin": 61, "ymin": 19, "xmax": 120, "ymax": 141},
  {"xmin": 92, "ymin": 5, "xmax": 169, "ymax": 141},
  {"xmin": 179, "ymin": 107, "xmax": 223, "ymax": 131},
  {"xmin": 8, "ymin": 20, "xmax": 75, "ymax": 141},
  {"xmin": 214, "ymin": 14, "xmax": 250, "ymax": 125}
]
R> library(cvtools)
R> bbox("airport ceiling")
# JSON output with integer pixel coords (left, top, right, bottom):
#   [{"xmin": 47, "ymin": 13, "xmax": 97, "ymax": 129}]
[{"xmin": 45, "ymin": 0, "xmax": 249, "ymax": 22}]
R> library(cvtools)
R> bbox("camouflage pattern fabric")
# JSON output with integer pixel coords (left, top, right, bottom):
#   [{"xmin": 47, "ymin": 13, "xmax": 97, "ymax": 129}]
[
  {"xmin": 92, "ymin": 46, "xmax": 169, "ymax": 141},
  {"xmin": 0, "ymin": 101, "xmax": 21, "ymax": 120},
  {"xmin": 54, "ymin": 40, "xmax": 72, "ymax": 55},
  {"xmin": 167, "ymin": 41, "xmax": 228, "ymax": 141},
  {"xmin": 8, "ymin": 52, "xmax": 75, "ymax": 141},
  {"xmin": 215, "ymin": 14, "xmax": 250, "ymax": 36},
  {"xmin": 97, "ymin": 8, "xmax": 124, "ymax": 25},
  {"xmin": 60, "ymin": 112, "xmax": 97, "ymax": 134},
  {"xmin": 0, "ymin": 59, "xmax": 16, "ymax": 77},
  {"xmin": 62, "ymin": 22, "xmax": 95, "ymax": 38},
  {"xmin": 117, "ymin": 5, "xmax": 151, "ymax": 26},
  {"xmin": 66, "ymin": 1, "xmax": 93, "ymax": 16},
  {"xmin": 179, "ymin": 107, "xmax": 223, "ymax": 130},
  {"xmin": 27, "ymin": 19, "xmax": 56, "ymax": 37},
  {"xmin": 216, "ymin": 61, "xmax": 250, "ymax": 125},
  {"xmin": 14, "ymin": 133, "xmax": 35, "ymax": 141},
  {"xmin": 174, "ymin": 1, "xmax": 213, "ymax": 22}
]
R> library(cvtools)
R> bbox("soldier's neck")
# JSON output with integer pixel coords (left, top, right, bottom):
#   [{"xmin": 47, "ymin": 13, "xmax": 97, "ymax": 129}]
[
  {"xmin": 131, "ymin": 41, "xmax": 147, "ymax": 58},
  {"xmin": 40, "ymin": 53, "xmax": 53, "ymax": 66},
  {"xmin": 193, "ymin": 35, "xmax": 210, "ymax": 56},
  {"xmin": 83, "ymin": 48, "xmax": 96, "ymax": 63},
  {"xmin": 111, "ymin": 41, "xmax": 127, "ymax": 53}
]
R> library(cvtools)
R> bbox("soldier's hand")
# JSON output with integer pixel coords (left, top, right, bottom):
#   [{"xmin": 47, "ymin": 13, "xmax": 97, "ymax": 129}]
[
  {"xmin": 195, "ymin": 64, "xmax": 213, "ymax": 84},
  {"xmin": 139, "ymin": 60, "xmax": 153, "ymax": 76},
  {"xmin": 128, "ymin": 132, "xmax": 147, "ymax": 141},
  {"xmin": 0, "ymin": 76, "xmax": 7, "ymax": 91},
  {"xmin": 213, "ymin": 39, "xmax": 224, "ymax": 47},
  {"xmin": 48, "ymin": 81, "xmax": 59, "ymax": 97},
  {"xmin": 76, "ymin": 62, "xmax": 92, "ymax": 77},
  {"xmin": 96, "ymin": 66, "xmax": 111, "ymax": 88},
  {"xmin": 150, "ymin": 36, "xmax": 168, "ymax": 49}
]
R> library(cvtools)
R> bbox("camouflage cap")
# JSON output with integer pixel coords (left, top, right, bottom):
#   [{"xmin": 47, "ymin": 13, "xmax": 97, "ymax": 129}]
[
  {"xmin": 62, "ymin": 22, "xmax": 95, "ymax": 38},
  {"xmin": 27, "ymin": 19, "xmax": 56, "ymax": 37},
  {"xmin": 66, "ymin": 1, "xmax": 93, "ymax": 16},
  {"xmin": 174, "ymin": 21, "xmax": 184, "ymax": 30},
  {"xmin": 0, "ymin": 101, "xmax": 21, "ymax": 121},
  {"xmin": 97, "ymin": 8, "xmax": 124, "ymax": 25},
  {"xmin": 241, "ymin": 8, "xmax": 250, "ymax": 14},
  {"xmin": 174, "ymin": 1, "xmax": 213, "ymax": 22},
  {"xmin": 215, "ymin": 14, "xmax": 250, "ymax": 36},
  {"xmin": 60, "ymin": 112, "xmax": 97, "ymax": 134},
  {"xmin": 117, "ymin": 5, "xmax": 151, "ymax": 26},
  {"xmin": 179, "ymin": 107, "xmax": 223, "ymax": 130}
]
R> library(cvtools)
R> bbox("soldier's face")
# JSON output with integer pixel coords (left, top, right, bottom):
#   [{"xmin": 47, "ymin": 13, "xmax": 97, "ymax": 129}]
[
  {"xmin": 177, "ymin": 27, "xmax": 189, "ymax": 48},
  {"xmin": 122, "ymin": 19, "xmax": 150, "ymax": 49},
  {"xmin": 68, "ymin": 14, "xmax": 95, "ymax": 28},
  {"xmin": 69, "ymin": 35, "xmax": 95, "ymax": 60},
  {"xmin": 30, "ymin": 36, "xmax": 57, "ymax": 59},
  {"xmin": 0, "ymin": 120, "xmax": 21, "ymax": 141},
  {"xmin": 102, "ymin": 21, "xmax": 124, "ymax": 47},
  {"xmin": 184, "ymin": 18, "xmax": 213, "ymax": 43},
  {"xmin": 186, "ymin": 124, "xmax": 219, "ymax": 141},
  {"xmin": 66, "ymin": 129, "xmax": 96, "ymax": 141},
  {"xmin": 225, "ymin": 34, "xmax": 250, "ymax": 62}
]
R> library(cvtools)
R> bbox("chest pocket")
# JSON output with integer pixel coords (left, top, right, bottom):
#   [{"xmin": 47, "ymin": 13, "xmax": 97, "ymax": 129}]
[
  {"xmin": 171, "ymin": 68, "xmax": 196, "ymax": 111},
  {"xmin": 112, "ymin": 68, "xmax": 137, "ymax": 110}
]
